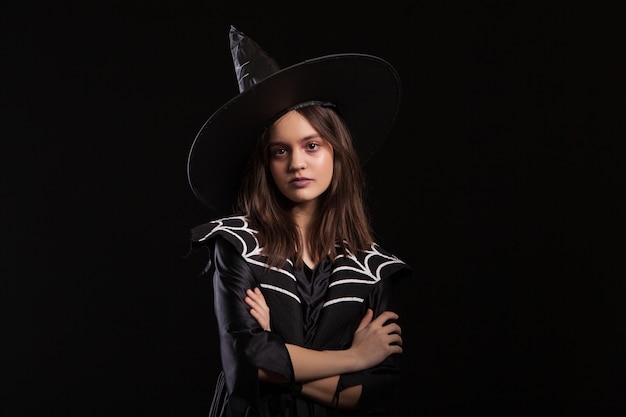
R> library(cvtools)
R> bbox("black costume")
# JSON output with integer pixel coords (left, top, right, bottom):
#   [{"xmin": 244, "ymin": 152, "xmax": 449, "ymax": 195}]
[
  {"xmin": 189, "ymin": 216, "xmax": 412, "ymax": 417},
  {"xmin": 185, "ymin": 26, "xmax": 409, "ymax": 417}
]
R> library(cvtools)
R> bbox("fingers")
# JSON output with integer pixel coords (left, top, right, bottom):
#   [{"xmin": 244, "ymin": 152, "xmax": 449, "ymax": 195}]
[
  {"xmin": 371, "ymin": 310, "xmax": 399, "ymax": 326},
  {"xmin": 248, "ymin": 307, "xmax": 263, "ymax": 321},
  {"xmin": 245, "ymin": 288, "xmax": 269, "ymax": 312},
  {"xmin": 356, "ymin": 308, "xmax": 374, "ymax": 332},
  {"xmin": 357, "ymin": 310, "xmax": 401, "ymax": 334},
  {"xmin": 244, "ymin": 287, "xmax": 266, "ymax": 309},
  {"xmin": 351, "ymin": 309, "xmax": 404, "ymax": 368},
  {"xmin": 249, "ymin": 308, "xmax": 268, "ymax": 330},
  {"xmin": 366, "ymin": 310, "xmax": 403, "ymax": 345},
  {"xmin": 245, "ymin": 287, "xmax": 271, "ymax": 331}
]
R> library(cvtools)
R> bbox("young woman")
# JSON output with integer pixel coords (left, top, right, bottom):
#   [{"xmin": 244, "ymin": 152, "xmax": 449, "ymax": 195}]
[{"xmin": 187, "ymin": 26, "xmax": 412, "ymax": 417}]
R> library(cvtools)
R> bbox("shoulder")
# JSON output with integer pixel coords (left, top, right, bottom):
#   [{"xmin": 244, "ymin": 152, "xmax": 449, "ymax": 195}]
[
  {"xmin": 333, "ymin": 242, "xmax": 412, "ymax": 282},
  {"xmin": 190, "ymin": 215, "xmax": 261, "ymax": 258},
  {"xmin": 190, "ymin": 215, "xmax": 257, "ymax": 241}
]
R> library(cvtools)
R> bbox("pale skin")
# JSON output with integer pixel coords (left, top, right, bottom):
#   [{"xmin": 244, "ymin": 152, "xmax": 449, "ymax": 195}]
[{"xmin": 243, "ymin": 110, "xmax": 403, "ymax": 408}]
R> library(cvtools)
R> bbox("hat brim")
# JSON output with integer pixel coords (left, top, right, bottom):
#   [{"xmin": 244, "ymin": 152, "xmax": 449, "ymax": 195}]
[{"xmin": 187, "ymin": 53, "xmax": 401, "ymax": 215}]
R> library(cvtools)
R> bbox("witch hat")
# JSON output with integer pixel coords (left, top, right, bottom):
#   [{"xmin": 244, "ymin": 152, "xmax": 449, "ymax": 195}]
[{"xmin": 187, "ymin": 25, "xmax": 401, "ymax": 215}]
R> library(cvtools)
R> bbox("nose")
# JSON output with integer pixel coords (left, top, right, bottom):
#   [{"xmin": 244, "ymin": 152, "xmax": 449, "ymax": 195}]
[{"xmin": 289, "ymin": 150, "xmax": 306, "ymax": 172}]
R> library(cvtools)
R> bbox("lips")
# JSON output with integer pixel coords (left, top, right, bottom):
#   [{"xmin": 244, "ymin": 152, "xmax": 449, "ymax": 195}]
[{"xmin": 290, "ymin": 177, "xmax": 312, "ymax": 188}]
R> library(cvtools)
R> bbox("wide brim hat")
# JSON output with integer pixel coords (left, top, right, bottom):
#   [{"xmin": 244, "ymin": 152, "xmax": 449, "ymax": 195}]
[{"xmin": 187, "ymin": 26, "xmax": 402, "ymax": 215}]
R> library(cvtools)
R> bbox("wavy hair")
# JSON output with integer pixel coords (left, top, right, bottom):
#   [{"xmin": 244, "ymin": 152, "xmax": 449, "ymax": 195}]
[{"xmin": 235, "ymin": 105, "xmax": 374, "ymax": 268}]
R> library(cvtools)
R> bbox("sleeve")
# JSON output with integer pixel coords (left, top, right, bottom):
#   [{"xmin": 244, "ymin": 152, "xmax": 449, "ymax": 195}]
[
  {"xmin": 208, "ymin": 236, "xmax": 296, "ymax": 411},
  {"xmin": 337, "ymin": 268, "xmax": 412, "ymax": 415}
]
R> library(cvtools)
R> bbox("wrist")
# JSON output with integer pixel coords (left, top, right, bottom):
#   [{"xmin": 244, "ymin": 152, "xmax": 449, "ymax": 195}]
[{"xmin": 341, "ymin": 347, "xmax": 362, "ymax": 373}]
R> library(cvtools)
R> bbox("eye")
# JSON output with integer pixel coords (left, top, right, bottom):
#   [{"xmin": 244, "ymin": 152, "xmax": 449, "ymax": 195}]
[
  {"xmin": 269, "ymin": 147, "xmax": 287, "ymax": 158},
  {"xmin": 306, "ymin": 142, "xmax": 319, "ymax": 150}
]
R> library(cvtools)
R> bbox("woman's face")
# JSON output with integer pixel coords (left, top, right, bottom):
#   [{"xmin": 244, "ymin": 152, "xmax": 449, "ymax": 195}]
[{"xmin": 267, "ymin": 110, "xmax": 334, "ymax": 207}]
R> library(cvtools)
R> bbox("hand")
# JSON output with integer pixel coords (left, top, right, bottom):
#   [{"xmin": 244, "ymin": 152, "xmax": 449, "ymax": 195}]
[
  {"xmin": 350, "ymin": 309, "xmax": 402, "ymax": 369},
  {"xmin": 245, "ymin": 287, "xmax": 271, "ymax": 331}
]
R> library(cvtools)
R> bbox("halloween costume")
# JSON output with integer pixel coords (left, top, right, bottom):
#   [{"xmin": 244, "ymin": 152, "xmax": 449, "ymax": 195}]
[
  {"xmin": 189, "ymin": 217, "xmax": 411, "ymax": 416},
  {"xmin": 186, "ymin": 26, "xmax": 411, "ymax": 416}
]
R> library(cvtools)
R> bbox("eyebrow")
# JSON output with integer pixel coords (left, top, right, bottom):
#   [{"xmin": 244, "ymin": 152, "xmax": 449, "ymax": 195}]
[{"xmin": 268, "ymin": 134, "xmax": 322, "ymax": 146}]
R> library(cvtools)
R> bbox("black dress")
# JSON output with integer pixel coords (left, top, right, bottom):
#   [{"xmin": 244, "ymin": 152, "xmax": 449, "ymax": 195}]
[{"xmin": 189, "ymin": 216, "xmax": 412, "ymax": 417}]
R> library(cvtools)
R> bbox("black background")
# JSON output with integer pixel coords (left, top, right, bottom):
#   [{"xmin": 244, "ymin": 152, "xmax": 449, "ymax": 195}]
[{"xmin": 8, "ymin": 2, "xmax": 624, "ymax": 416}]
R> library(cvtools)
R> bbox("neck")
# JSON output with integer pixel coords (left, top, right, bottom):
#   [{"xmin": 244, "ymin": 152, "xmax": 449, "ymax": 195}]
[
  {"xmin": 290, "ymin": 201, "xmax": 317, "ymax": 235},
  {"xmin": 291, "ymin": 201, "xmax": 317, "ymax": 228},
  {"xmin": 290, "ymin": 201, "xmax": 318, "ymax": 267}
]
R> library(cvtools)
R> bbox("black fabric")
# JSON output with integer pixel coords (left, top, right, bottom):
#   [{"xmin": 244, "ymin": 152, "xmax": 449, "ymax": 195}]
[
  {"xmin": 190, "ymin": 217, "xmax": 413, "ymax": 416},
  {"xmin": 296, "ymin": 260, "xmax": 331, "ymax": 345},
  {"xmin": 212, "ymin": 237, "xmax": 295, "ymax": 374},
  {"xmin": 336, "ymin": 275, "xmax": 410, "ymax": 414}
]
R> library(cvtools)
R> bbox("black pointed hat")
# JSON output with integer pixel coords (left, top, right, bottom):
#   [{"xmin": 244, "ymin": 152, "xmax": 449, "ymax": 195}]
[{"xmin": 187, "ymin": 26, "xmax": 402, "ymax": 214}]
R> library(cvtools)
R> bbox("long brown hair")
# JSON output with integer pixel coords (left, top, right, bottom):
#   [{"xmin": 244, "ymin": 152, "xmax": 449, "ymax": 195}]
[{"xmin": 236, "ymin": 105, "xmax": 374, "ymax": 268}]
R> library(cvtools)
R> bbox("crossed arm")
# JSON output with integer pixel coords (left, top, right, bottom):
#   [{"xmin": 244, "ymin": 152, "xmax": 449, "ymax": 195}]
[
  {"xmin": 244, "ymin": 287, "xmax": 403, "ymax": 408},
  {"xmin": 210, "ymin": 236, "xmax": 403, "ymax": 410}
]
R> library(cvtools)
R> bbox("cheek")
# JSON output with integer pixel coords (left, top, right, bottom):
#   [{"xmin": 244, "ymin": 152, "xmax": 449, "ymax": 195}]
[
  {"xmin": 323, "ymin": 153, "xmax": 335, "ymax": 177},
  {"xmin": 315, "ymin": 156, "xmax": 334, "ymax": 188},
  {"xmin": 326, "ymin": 162, "xmax": 334, "ymax": 180}
]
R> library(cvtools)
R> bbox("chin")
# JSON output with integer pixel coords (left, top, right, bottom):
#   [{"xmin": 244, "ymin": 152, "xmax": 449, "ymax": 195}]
[{"xmin": 288, "ymin": 194, "xmax": 320, "ymax": 205}]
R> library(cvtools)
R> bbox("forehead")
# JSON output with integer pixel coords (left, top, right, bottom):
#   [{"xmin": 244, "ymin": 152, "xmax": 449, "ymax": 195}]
[{"xmin": 268, "ymin": 110, "xmax": 320, "ymax": 142}]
